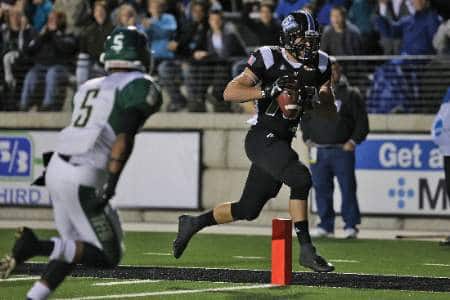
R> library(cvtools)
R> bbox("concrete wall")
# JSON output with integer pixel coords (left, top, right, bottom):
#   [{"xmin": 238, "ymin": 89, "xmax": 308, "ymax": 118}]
[{"xmin": 1, "ymin": 112, "xmax": 448, "ymax": 231}]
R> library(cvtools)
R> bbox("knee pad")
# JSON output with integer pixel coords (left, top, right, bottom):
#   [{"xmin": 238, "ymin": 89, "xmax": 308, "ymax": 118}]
[
  {"xmin": 49, "ymin": 238, "xmax": 76, "ymax": 263},
  {"xmin": 280, "ymin": 162, "xmax": 312, "ymax": 199},
  {"xmin": 231, "ymin": 201, "xmax": 261, "ymax": 221}
]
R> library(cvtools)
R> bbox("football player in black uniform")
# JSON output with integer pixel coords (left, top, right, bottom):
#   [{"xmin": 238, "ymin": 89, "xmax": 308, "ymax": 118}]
[{"xmin": 173, "ymin": 10, "xmax": 335, "ymax": 272}]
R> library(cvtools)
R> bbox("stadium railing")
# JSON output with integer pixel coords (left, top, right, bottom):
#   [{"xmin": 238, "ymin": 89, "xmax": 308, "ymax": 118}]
[
  {"xmin": 1, "ymin": 55, "xmax": 450, "ymax": 114},
  {"xmin": 335, "ymin": 54, "xmax": 450, "ymax": 114}
]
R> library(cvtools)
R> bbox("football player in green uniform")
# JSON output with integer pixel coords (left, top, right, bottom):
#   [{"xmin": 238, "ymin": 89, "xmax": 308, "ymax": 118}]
[{"xmin": 0, "ymin": 27, "xmax": 161, "ymax": 300}]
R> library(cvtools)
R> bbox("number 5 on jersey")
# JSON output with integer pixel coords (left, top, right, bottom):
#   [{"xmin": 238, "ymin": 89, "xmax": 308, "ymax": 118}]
[{"xmin": 74, "ymin": 89, "xmax": 99, "ymax": 127}]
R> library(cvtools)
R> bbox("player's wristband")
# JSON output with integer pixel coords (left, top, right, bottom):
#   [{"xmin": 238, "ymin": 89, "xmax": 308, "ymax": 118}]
[{"xmin": 260, "ymin": 88, "xmax": 267, "ymax": 99}]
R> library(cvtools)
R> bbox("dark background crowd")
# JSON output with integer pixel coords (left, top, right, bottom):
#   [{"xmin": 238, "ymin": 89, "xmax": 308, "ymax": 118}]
[{"xmin": 0, "ymin": 0, "xmax": 450, "ymax": 113}]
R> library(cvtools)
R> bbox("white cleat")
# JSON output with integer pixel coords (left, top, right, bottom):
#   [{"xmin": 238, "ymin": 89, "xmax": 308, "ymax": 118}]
[
  {"xmin": 343, "ymin": 228, "xmax": 358, "ymax": 239},
  {"xmin": 0, "ymin": 255, "xmax": 17, "ymax": 279},
  {"xmin": 310, "ymin": 227, "xmax": 334, "ymax": 238}
]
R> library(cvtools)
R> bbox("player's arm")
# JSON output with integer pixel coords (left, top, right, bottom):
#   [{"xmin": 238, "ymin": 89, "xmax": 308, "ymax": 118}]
[
  {"xmin": 223, "ymin": 67, "xmax": 264, "ymax": 103},
  {"xmin": 97, "ymin": 80, "xmax": 161, "ymax": 208},
  {"xmin": 97, "ymin": 110, "xmax": 146, "ymax": 208}
]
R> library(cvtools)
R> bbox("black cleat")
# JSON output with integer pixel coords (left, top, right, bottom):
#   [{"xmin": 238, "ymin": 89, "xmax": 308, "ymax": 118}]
[
  {"xmin": 440, "ymin": 237, "xmax": 450, "ymax": 246},
  {"xmin": 173, "ymin": 215, "xmax": 200, "ymax": 259},
  {"xmin": 0, "ymin": 227, "xmax": 39, "ymax": 279},
  {"xmin": 299, "ymin": 243, "xmax": 335, "ymax": 273}
]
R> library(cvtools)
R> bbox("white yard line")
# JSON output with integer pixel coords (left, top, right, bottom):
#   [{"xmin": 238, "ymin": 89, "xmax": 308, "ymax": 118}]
[
  {"xmin": 232, "ymin": 255, "xmax": 266, "ymax": 260},
  {"xmin": 0, "ymin": 276, "xmax": 39, "ymax": 282},
  {"xmin": 55, "ymin": 284, "xmax": 274, "ymax": 300},
  {"xmin": 329, "ymin": 259, "xmax": 360, "ymax": 263},
  {"xmin": 423, "ymin": 263, "xmax": 450, "ymax": 267},
  {"xmin": 142, "ymin": 252, "xmax": 171, "ymax": 256},
  {"xmin": 93, "ymin": 279, "xmax": 160, "ymax": 286}
]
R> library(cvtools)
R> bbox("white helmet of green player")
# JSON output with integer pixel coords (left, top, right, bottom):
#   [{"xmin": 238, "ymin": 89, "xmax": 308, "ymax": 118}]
[{"xmin": 102, "ymin": 26, "xmax": 151, "ymax": 72}]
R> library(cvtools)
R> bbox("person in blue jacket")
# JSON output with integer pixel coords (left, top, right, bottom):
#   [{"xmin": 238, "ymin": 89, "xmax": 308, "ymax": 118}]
[
  {"xmin": 374, "ymin": 0, "xmax": 441, "ymax": 55},
  {"xmin": 26, "ymin": 0, "xmax": 53, "ymax": 32},
  {"xmin": 141, "ymin": 0, "xmax": 186, "ymax": 111}
]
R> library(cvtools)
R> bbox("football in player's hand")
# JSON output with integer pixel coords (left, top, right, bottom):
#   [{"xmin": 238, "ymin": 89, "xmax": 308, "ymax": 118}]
[{"xmin": 277, "ymin": 90, "xmax": 299, "ymax": 119}]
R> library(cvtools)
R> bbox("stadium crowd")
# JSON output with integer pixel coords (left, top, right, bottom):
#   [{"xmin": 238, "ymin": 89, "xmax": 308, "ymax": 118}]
[{"xmin": 0, "ymin": 0, "xmax": 449, "ymax": 112}]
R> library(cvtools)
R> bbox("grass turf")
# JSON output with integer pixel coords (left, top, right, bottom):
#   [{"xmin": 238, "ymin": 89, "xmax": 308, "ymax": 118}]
[
  {"xmin": 1, "ymin": 276, "xmax": 449, "ymax": 299},
  {"xmin": 0, "ymin": 229, "xmax": 449, "ymax": 299}
]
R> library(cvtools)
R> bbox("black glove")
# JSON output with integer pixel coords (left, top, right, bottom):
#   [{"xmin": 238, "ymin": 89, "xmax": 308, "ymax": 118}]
[
  {"xmin": 95, "ymin": 172, "xmax": 120, "ymax": 210},
  {"xmin": 263, "ymin": 75, "xmax": 298, "ymax": 99}
]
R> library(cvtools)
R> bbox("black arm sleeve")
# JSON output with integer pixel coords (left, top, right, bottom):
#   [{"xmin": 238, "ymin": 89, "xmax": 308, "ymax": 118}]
[
  {"xmin": 116, "ymin": 108, "xmax": 148, "ymax": 136},
  {"xmin": 350, "ymin": 88, "xmax": 369, "ymax": 144}
]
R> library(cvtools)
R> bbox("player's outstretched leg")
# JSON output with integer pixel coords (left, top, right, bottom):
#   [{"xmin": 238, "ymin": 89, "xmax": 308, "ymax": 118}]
[
  {"xmin": 0, "ymin": 227, "xmax": 53, "ymax": 279},
  {"xmin": 299, "ymin": 243, "xmax": 334, "ymax": 272},
  {"xmin": 289, "ymin": 201, "xmax": 334, "ymax": 273},
  {"xmin": 173, "ymin": 203, "xmax": 233, "ymax": 258},
  {"xmin": 291, "ymin": 204, "xmax": 334, "ymax": 272}
]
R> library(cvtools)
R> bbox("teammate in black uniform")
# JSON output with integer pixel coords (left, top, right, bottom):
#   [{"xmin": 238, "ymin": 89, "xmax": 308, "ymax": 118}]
[{"xmin": 173, "ymin": 10, "xmax": 335, "ymax": 272}]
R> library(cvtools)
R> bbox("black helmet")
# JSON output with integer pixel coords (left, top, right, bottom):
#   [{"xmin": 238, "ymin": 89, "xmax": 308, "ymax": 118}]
[{"xmin": 280, "ymin": 10, "xmax": 320, "ymax": 62}]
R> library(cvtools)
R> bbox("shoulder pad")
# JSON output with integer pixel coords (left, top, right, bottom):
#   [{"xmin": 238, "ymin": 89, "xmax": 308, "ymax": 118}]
[{"xmin": 255, "ymin": 46, "xmax": 279, "ymax": 70}]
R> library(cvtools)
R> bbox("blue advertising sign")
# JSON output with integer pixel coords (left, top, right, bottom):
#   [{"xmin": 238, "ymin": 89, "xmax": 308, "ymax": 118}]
[
  {"xmin": 0, "ymin": 135, "xmax": 32, "ymax": 179},
  {"xmin": 355, "ymin": 137, "xmax": 442, "ymax": 171}
]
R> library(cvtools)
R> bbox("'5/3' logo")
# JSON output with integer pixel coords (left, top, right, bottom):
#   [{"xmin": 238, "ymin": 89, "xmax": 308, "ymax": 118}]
[{"xmin": 0, "ymin": 136, "xmax": 32, "ymax": 179}]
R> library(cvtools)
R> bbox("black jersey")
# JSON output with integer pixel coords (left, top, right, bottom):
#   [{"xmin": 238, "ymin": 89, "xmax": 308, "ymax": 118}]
[{"xmin": 246, "ymin": 46, "xmax": 331, "ymax": 139}]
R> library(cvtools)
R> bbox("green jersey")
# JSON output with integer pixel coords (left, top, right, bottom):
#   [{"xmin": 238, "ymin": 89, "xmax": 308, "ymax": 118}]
[{"xmin": 56, "ymin": 71, "xmax": 161, "ymax": 169}]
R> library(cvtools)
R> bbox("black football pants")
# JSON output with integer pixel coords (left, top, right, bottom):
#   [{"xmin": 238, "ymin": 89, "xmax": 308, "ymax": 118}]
[{"xmin": 231, "ymin": 126, "xmax": 312, "ymax": 221}]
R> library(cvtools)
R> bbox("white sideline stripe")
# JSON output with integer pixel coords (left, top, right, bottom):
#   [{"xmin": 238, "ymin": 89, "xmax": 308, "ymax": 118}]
[
  {"xmin": 329, "ymin": 259, "xmax": 360, "ymax": 263},
  {"xmin": 93, "ymin": 279, "xmax": 160, "ymax": 286},
  {"xmin": 233, "ymin": 256, "xmax": 266, "ymax": 260},
  {"xmin": 55, "ymin": 284, "xmax": 274, "ymax": 300},
  {"xmin": 424, "ymin": 263, "xmax": 450, "ymax": 267},
  {"xmin": 143, "ymin": 252, "xmax": 171, "ymax": 256},
  {"xmin": 0, "ymin": 276, "xmax": 40, "ymax": 282}
]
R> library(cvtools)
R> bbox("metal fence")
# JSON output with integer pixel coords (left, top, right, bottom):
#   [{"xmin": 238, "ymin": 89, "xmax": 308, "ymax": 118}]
[
  {"xmin": 336, "ymin": 55, "xmax": 450, "ymax": 114},
  {"xmin": 1, "ymin": 55, "xmax": 450, "ymax": 113}
]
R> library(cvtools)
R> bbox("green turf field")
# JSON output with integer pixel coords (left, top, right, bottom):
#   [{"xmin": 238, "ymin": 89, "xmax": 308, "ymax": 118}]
[{"xmin": 0, "ymin": 229, "xmax": 449, "ymax": 299}]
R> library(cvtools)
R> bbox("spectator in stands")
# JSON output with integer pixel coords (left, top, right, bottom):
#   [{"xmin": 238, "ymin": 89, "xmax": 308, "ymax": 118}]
[
  {"xmin": 167, "ymin": 0, "xmax": 209, "ymax": 112},
  {"xmin": 301, "ymin": 58, "xmax": 369, "ymax": 239},
  {"xmin": 114, "ymin": 3, "xmax": 138, "ymax": 27},
  {"xmin": 19, "ymin": 10, "xmax": 78, "ymax": 111},
  {"xmin": 53, "ymin": 0, "xmax": 92, "ymax": 35},
  {"xmin": 320, "ymin": 6, "xmax": 362, "ymax": 56},
  {"xmin": 24, "ymin": 0, "xmax": 53, "ymax": 32},
  {"xmin": 275, "ymin": 0, "xmax": 310, "ymax": 21},
  {"xmin": 243, "ymin": 2, "xmax": 280, "ymax": 46},
  {"xmin": 348, "ymin": 0, "xmax": 382, "ymax": 54},
  {"xmin": 433, "ymin": 19, "xmax": 450, "ymax": 55},
  {"xmin": 375, "ymin": 0, "xmax": 440, "ymax": 55},
  {"xmin": 184, "ymin": 9, "xmax": 246, "ymax": 112},
  {"xmin": 1, "ymin": 7, "xmax": 35, "ymax": 110},
  {"xmin": 142, "ymin": 0, "xmax": 186, "ymax": 111},
  {"xmin": 375, "ymin": 0, "xmax": 414, "ymax": 54},
  {"xmin": 164, "ymin": 0, "xmax": 187, "ymax": 30},
  {"xmin": 142, "ymin": 0, "xmax": 177, "ymax": 67},
  {"xmin": 312, "ymin": 0, "xmax": 350, "ymax": 27},
  {"xmin": 76, "ymin": 0, "xmax": 113, "ymax": 86}
]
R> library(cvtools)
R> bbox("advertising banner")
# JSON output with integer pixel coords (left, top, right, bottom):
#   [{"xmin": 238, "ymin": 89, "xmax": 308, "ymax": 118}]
[
  {"xmin": 0, "ymin": 130, "xmax": 201, "ymax": 209},
  {"xmin": 311, "ymin": 134, "xmax": 449, "ymax": 216}
]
